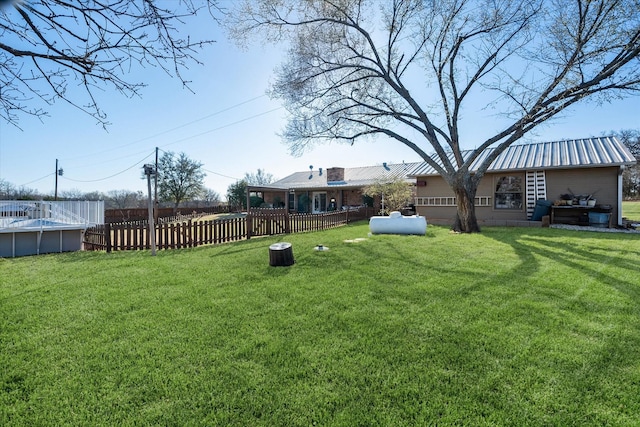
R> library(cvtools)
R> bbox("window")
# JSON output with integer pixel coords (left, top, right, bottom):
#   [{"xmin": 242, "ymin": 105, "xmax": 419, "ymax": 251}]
[
  {"xmin": 288, "ymin": 192, "xmax": 295, "ymax": 211},
  {"xmin": 362, "ymin": 194, "xmax": 374, "ymax": 207},
  {"xmin": 494, "ymin": 176, "xmax": 523, "ymax": 210}
]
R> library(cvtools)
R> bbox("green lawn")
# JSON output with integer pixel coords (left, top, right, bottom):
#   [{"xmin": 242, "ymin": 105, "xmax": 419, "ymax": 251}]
[
  {"xmin": 2, "ymin": 224, "xmax": 640, "ymax": 426},
  {"xmin": 623, "ymin": 200, "xmax": 640, "ymax": 221}
]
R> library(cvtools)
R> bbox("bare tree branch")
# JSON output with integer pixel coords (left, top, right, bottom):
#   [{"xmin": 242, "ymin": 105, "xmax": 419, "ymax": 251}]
[{"xmin": 0, "ymin": 0, "xmax": 223, "ymax": 127}]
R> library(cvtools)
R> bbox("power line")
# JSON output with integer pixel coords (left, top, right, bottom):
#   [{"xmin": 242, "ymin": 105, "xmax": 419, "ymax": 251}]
[
  {"xmin": 156, "ymin": 148, "xmax": 240, "ymax": 181},
  {"xmin": 62, "ymin": 94, "xmax": 269, "ymax": 162},
  {"xmin": 202, "ymin": 167, "xmax": 240, "ymax": 181},
  {"xmin": 65, "ymin": 147, "xmax": 158, "ymax": 172},
  {"xmin": 61, "ymin": 151, "xmax": 154, "ymax": 183},
  {"xmin": 58, "ymin": 99, "xmax": 281, "ymax": 176},
  {"xmin": 159, "ymin": 106, "xmax": 283, "ymax": 149},
  {"xmin": 19, "ymin": 172, "xmax": 55, "ymax": 187},
  {"xmin": 13, "ymin": 98, "xmax": 279, "ymax": 190}
]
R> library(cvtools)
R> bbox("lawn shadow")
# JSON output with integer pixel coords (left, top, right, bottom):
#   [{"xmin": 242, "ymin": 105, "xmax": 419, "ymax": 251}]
[
  {"xmin": 484, "ymin": 228, "xmax": 640, "ymax": 410},
  {"xmin": 485, "ymin": 228, "xmax": 640, "ymax": 300},
  {"xmin": 321, "ymin": 229, "xmax": 537, "ymax": 298}
]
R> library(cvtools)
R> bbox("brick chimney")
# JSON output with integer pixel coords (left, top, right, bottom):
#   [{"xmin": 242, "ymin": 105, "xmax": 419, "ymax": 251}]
[{"xmin": 326, "ymin": 167, "xmax": 345, "ymax": 182}]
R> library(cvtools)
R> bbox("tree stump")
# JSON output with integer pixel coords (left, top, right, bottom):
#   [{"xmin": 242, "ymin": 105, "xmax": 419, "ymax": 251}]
[{"xmin": 269, "ymin": 242, "xmax": 295, "ymax": 267}]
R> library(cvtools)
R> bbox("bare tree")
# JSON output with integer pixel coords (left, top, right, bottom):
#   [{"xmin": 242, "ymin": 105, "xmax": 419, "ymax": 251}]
[
  {"xmin": 106, "ymin": 189, "xmax": 143, "ymax": 209},
  {"xmin": 228, "ymin": 0, "xmax": 640, "ymax": 232},
  {"xmin": 0, "ymin": 178, "xmax": 43, "ymax": 199},
  {"xmin": 60, "ymin": 188, "xmax": 85, "ymax": 200},
  {"xmin": 0, "ymin": 0, "xmax": 220, "ymax": 127},
  {"xmin": 0, "ymin": 178, "xmax": 16, "ymax": 199},
  {"xmin": 203, "ymin": 188, "xmax": 221, "ymax": 206},
  {"xmin": 14, "ymin": 185, "xmax": 40, "ymax": 200},
  {"xmin": 244, "ymin": 168, "xmax": 275, "ymax": 186},
  {"xmin": 82, "ymin": 191, "xmax": 106, "ymax": 202}
]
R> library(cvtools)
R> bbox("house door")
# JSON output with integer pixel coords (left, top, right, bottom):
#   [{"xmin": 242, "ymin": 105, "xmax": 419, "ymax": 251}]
[{"xmin": 312, "ymin": 192, "xmax": 327, "ymax": 213}]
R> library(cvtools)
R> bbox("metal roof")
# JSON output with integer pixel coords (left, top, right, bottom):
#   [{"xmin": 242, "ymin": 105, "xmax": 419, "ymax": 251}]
[
  {"xmin": 409, "ymin": 136, "xmax": 636, "ymax": 176},
  {"xmin": 268, "ymin": 137, "xmax": 636, "ymax": 189}
]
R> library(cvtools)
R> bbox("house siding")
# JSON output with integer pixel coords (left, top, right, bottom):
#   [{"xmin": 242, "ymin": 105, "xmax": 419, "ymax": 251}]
[
  {"xmin": 415, "ymin": 167, "xmax": 620, "ymax": 224},
  {"xmin": 340, "ymin": 189, "xmax": 367, "ymax": 208},
  {"xmin": 545, "ymin": 167, "xmax": 619, "ymax": 220}
]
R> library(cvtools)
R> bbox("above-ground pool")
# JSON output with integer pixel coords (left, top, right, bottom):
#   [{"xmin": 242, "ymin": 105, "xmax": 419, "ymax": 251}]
[{"xmin": 0, "ymin": 218, "xmax": 87, "ymax": 258}]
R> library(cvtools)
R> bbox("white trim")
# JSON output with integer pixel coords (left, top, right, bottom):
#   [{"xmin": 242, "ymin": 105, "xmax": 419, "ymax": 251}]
[
  {"xmin": 415, "ymin": 196, "xmax": 492, "ymax": 207},
  {"xmin": 618, "ymin": 166, "xmax": 624, "ymax": 226}
]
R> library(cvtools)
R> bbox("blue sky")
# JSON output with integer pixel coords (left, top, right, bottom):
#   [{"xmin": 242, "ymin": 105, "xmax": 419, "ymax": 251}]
[{"xmin": 1, "ymin": 16, "xmax": 638, "ymax": 201}]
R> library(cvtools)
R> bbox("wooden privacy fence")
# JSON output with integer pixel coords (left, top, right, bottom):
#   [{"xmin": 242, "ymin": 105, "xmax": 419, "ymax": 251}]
[
  {"xmin": 248, "ymin": 207, "xmax": 373, "ymax": 237},
  {"xmin": 104, "ymin": 205, "xmax": 230, "ymax": 223},
  {"xmin": 83, "ymin": 207, "xmax": 374, "ymax": 252},
  {"xmin": 84, "ymin": 217, "xmax": 246, "ymax": 252}
]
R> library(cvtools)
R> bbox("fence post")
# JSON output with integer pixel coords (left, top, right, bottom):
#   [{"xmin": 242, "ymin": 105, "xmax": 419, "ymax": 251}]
[
  {"xmin": 285, "ymin": 212, "xmax": 291, "ymax": 234},
  {"xmin": 246, "ymin": 212, "xmax": 252, "ymax": 240},
  {"xmin": 267, "ymin": 213, "xmax": 272, "ymax": 236},
  {"xmin": 105, "ymin": 223, "xmax": 112, "ymax": 253}
]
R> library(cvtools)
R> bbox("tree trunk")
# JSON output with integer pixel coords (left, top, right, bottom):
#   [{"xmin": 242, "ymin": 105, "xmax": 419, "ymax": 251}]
[{"xmin": 451, "ymin": 181, "xmax": 481, "ymax": 233}]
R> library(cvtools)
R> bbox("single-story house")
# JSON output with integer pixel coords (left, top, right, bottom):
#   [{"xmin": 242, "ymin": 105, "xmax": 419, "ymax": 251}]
[
  {"xmin": 250, "ymin": 162, "xmax": 422, "ymax": 213},
  {"xmin": 253, "ymin": 137, "xmax": 636, "ymax": 226},
  {"xmin": 410, "ymin": 136, "xmax": 636, "ymax": 226}
]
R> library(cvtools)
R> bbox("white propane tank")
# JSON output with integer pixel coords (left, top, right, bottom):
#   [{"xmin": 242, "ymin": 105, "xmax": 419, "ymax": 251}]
[{"xmin": 369, "ymin": 211, "xmax": 427, "ymax": 235}]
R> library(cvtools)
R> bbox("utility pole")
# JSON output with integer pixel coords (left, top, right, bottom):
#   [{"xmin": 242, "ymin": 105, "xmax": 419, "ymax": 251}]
[
  {"xmin": 154, "ymin": 147, "xmax": 159, "ymax": 221},
  {"xmin": 143, "ymin": 164, "xmax": 157, "ymax": 256},
  {"xmin": 54, "ymin": 159, "xmax": 63, "ymax": 201}
]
